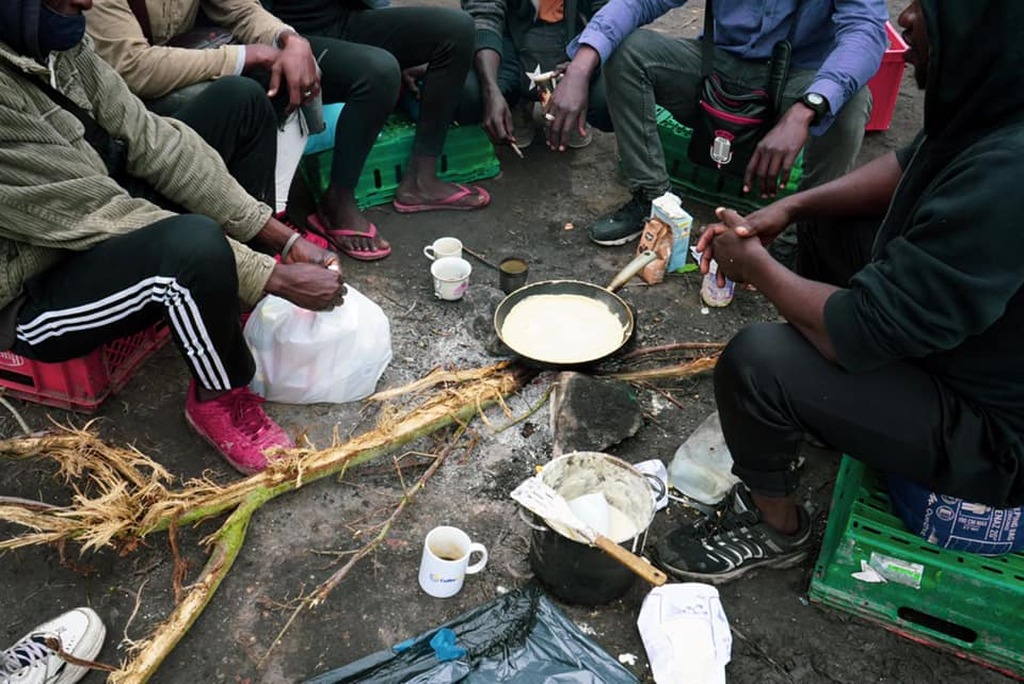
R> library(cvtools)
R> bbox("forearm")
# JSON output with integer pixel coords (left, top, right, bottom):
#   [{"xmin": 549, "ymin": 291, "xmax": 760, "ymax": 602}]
[
  {"xmin": 566, "ymin": 45, "xmax": 601, "ymax": 80},
  {"xmin": 474, "ymin": 48, "xmax": 503, "ymax": 94},
  {"xmin": 778, "ymin": 151, "xmax": 901, "ymax": 223},
  {"xmin": 745, "ymin": 250, "xmax": 841, "ymax": 362}
]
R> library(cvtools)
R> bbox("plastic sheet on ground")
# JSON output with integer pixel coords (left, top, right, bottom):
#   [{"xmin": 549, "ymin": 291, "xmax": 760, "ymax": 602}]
[{"xmin": 304, "ymin": 582, "xmax": 639, "ymax": 683}]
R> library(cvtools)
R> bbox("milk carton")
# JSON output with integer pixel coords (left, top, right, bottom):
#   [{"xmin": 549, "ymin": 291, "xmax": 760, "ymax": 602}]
[{"xmin": 650, "ymin": 192, "xmax": 693, "ymax": 273}]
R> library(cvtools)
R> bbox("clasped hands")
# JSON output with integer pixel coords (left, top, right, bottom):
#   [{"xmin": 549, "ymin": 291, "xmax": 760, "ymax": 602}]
[{"xmin": 696, "ymin": 203, "xmax": 793, "ymax": 287}]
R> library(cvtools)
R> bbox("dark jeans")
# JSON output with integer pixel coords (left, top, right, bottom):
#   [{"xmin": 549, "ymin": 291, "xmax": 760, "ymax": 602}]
[
  {"xmin": 715, "ymin": 219, "xmax": 1024, "ymax": 508},
  {"xmin": 12, "ymin": 217, "xmax": 255, "ymax": 392},
  {"xmin": 293, "ymin": 7, "xmax": 475, "ymax": 189},
  {"xmin": 145, "ymin": 76, "xmax": 279, "ymax": 208},
  {"xmin": 455, "ymin": 29, "xmax": 613, "ymax": 132}
]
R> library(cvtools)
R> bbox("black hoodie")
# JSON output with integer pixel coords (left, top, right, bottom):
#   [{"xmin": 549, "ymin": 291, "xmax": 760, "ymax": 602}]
[
  {"xmin": 825, "ymin": 0, "xmax": 1024, "ymax": 506},
  {"xmin": 0, "ymin": 0, "xmax": 43, "ymax": 60}
]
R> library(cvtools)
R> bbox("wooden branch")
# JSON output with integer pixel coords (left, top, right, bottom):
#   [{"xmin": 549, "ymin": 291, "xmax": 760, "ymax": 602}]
[
  {"xmin": 604, "ymin": 355, "xmax": 719, "ymax": 382},
  {"xmin": 97, "ymin": 365, "xmax": 525, "ymax": 683},
  {"xmin": 617, "ymin": 341, "xmax": 726, "ymax": 362}
]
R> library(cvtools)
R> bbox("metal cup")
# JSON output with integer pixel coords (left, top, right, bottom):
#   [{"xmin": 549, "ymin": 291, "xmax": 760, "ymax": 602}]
[{"xmin": 498, "ymin": 257, "xmax": 529, "ymax": 294}]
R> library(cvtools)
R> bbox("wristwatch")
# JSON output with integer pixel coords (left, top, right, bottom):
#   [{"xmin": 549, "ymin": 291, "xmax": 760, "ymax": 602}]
[{"xmin": 799, "ymin": 92, "xmax": 830, "ymax": 124}]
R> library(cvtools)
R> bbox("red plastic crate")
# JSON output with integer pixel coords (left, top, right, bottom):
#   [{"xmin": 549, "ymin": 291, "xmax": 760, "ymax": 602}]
[
  {"xmin": 0, "ymin": 322, "xmax": 171, "ymax": 412},
  {"xmin": 866, "ymin": 21, "xmax": 909, "ymax": 131}
]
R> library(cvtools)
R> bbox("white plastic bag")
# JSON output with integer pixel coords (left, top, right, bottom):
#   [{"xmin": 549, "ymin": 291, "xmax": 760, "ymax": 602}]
[
  {"xmin": 243, "ymin": 286, "xmax": 392, "ymax": 404},
  {"xmin": 638, "ymin": 583, "xmax": 732, "ymax": 684}
]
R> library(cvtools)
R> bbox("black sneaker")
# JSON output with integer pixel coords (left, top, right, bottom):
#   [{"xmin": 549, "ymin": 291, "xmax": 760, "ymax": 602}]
[
  {"xmin": 588, "ymin": 192, "xmax": 650, "ymax": 246},
  {"xmin": 650, "ymin": 484, "xmax": 812, "ymax": 584}
]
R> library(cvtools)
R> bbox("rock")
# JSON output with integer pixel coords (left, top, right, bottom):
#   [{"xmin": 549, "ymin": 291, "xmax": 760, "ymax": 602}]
[{"xmin": 550, "ymin": 372, "xmax": 643, "ymax": 457}]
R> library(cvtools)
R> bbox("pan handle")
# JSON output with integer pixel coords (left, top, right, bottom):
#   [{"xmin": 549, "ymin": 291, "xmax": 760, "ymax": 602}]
[{"xmin": 605, "ymin": 250, "xmax": 657, "ymax": 293}]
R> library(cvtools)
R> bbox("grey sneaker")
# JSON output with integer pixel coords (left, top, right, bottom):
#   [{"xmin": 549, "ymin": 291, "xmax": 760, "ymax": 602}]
[
  {"xmin": 511, "ymin": 99, "xmax": 537, "ymax": 149},
  {"xmin": 0, "ymin": 607, "xmax": 106, "ymax": 684},
  {"xmin": 650, "ymin": 484, "xmax": 812, "ymax": 584}
]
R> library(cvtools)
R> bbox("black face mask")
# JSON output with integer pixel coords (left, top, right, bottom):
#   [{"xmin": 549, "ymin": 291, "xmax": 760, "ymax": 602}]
[{"xmin": 36, "ymin": 3, "xmax": 86, "ymax": 55}]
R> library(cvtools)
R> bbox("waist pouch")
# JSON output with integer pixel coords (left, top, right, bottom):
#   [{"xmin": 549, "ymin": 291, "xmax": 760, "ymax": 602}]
[{"xmin": 688, "ymin": 73, "xmax": 772, "ymax": 174}]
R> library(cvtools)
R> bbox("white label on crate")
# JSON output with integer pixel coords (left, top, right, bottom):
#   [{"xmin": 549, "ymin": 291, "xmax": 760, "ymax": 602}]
[
  {"xmin": 0, "ymin": 351, "xmax": 25, "ymax": 368},
  {"xmin": 869, "ymin": 552, "xmax": 924, "ymax": 589}
]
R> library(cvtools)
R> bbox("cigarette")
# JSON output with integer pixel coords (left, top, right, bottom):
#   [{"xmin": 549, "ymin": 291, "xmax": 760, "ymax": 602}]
[{"xmin": 509, "ymin": 141, "xmax": 524, "ymax": 159}]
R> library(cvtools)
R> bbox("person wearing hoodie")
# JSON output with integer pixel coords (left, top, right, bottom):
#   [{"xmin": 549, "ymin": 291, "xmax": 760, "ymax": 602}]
[
  {"xmin": 651, "ymin": 0, "xmax": 1024, "ymax": 582},
  {"xmin": 0, "ymin": 0, "xmax": 346, "ymax": 475}
]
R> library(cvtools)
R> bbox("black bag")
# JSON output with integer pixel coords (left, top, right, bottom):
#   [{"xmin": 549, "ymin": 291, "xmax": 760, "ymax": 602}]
[
  {"xmin": 128, "ymin": 0, "xmax": 233, "ymax": 50},
  {"xmin": 687, "ymin": 0, "xmax": 795, "ymax": 175}
]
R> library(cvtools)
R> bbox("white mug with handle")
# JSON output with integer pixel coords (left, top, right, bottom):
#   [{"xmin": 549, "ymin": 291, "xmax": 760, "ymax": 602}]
[
  {"xmin": 418, "ymin": 525, "xmax": 488, "ymax": 598},
  {"xmin": 423, "ymin": 237, "xmax": 463, "ymax": 261}
]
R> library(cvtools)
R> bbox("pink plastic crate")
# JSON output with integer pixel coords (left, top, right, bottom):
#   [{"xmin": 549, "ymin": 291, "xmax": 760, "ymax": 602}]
[
  {"xmin": 0, "ymin": 322, "xmax": 171, "ymax": 413},
  {"xmin": 866, "ymin": 21, "xmax": 909, "ymax": 131}
]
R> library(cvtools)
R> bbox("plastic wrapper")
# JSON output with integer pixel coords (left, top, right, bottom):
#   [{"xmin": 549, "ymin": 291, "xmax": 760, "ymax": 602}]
[{"xmin": 304, "ymin": 583, "xmax": 638, "ymax": 683}]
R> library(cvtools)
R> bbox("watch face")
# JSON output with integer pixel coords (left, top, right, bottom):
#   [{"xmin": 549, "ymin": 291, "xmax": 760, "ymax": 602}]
[{"xmin": 806, "ymin": 93, "xmax": 824, "ymax": 107}]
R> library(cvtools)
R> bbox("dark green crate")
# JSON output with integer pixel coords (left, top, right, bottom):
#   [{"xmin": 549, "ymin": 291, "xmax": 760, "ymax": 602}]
[
  {"xmin": 301, "ymin": 115, "xmax": 500, "ymax": 210},
  {"xmin": 809, "ymin": 456, "xmax": 1024, "ymax": 678},
  {"xmin": 655, "ymin": 107, "xmax": 802, "ymax": 214}
]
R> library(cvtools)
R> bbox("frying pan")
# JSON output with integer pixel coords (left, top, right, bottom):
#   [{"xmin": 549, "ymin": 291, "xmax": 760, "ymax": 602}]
[{"xmin": 493, "ymin": 250, "xmax": 656, "ymax": 368}]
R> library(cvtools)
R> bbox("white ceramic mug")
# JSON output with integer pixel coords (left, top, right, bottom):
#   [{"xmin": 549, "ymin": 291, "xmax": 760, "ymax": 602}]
[
  {"xmin": 418, "ymin": 526, "xmax": 488, "ymax": 598},
  {"xmin": 423, "ymin": 237, "xmax": 463, "ymax": 261},
  {"xmin": 430, "ymin": 257, "xmax": 471, "ymax": 301}
]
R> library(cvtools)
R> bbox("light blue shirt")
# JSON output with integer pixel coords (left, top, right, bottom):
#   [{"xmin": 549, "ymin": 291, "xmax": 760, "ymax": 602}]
[{"xmin": 568, "ymin": 0, "xmax": 889, "ymax": 133}]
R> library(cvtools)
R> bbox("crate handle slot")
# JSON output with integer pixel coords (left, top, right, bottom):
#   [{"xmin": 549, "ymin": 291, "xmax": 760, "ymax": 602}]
[
  {"xmin": 897, "ymin": 607, "xmax": 977, "ymax": 644},
  {"xmin": 0, "ymin": 367, "xmax": 35, "ymax": 388}
]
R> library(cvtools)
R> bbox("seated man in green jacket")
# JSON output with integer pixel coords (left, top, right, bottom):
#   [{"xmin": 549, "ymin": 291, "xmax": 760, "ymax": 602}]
[
  {"xmin": 0, "ymin": 0, "xmax": 344, "ymax": 474},
  {"xmin": 653, "ymin": 0, "xmax": 1024, "ymax": 582},
  {"xmin": 457, "ymin": 0, "xmax": 612, "ymax": 150}
]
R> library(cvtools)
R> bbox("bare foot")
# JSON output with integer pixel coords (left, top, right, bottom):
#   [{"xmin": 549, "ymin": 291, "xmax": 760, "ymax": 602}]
[{"xmin": 316, "ymin": 187, "xmax": 391, "ymax": 257}]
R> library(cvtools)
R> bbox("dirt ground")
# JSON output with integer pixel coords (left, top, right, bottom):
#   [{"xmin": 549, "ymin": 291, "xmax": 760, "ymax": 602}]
[{"xmin": 1, "ymin": 1, "xmax": 1016, "ymax": 683}]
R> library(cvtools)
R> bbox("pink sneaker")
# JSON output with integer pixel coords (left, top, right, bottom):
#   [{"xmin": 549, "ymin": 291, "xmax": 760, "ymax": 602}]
[{"xmin": 184, "ymin": 381, "xmax": 294, "ymax": 474}]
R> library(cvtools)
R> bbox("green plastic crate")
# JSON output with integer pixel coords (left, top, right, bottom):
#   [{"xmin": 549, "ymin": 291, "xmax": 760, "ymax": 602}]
[
  {"xmin": 809, "ymin": 456, "xmax": 1024, "ymax": 678},
  {"xmin": 301, "ymin": 114, "xmax": 500, "ymax": 210},
  {"xmin": 655, "ymin": 107, "xmax": 802, "ymax": 214}
]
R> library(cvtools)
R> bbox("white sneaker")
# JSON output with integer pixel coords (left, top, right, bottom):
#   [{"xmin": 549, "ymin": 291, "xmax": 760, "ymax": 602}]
[{"xmin": 0, "ymin": 608, "xmax": 106, "ymax": 684}]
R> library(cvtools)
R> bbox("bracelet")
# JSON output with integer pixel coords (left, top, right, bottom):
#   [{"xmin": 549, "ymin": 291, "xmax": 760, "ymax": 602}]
[{"xmin": 280, "ymin": 232, "xmax": 302, "ymax": 262}]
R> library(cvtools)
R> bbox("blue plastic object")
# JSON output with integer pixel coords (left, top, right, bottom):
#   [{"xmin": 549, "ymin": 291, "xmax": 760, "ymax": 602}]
[{"xmin": 886, "ymin": 474, "xmax": 1024, "ymax": 556}]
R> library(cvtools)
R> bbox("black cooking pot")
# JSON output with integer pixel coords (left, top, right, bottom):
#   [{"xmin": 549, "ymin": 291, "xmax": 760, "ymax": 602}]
[{"xmin": 524, "ymin": 452, "xmax": 662, "ymax": 605}]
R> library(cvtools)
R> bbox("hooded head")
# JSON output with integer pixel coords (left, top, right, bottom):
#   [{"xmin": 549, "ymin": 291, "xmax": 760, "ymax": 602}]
[
  {"xmin": 0, "ymin": 0, "xmax": 90, "ymax": 61},
  {"xmin": 901, "ymin": 0, "xmax": 1024, "ymax": 140}
]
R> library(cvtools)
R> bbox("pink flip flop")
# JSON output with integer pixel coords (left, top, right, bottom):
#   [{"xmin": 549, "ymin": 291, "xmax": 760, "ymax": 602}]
[
  {"xmin": 306, "ymin": 214, "xmax": 392, "ymax": 262},
  {"xmin": 392, "ymin": 184, "xmax": 491, "ymax": 213}
]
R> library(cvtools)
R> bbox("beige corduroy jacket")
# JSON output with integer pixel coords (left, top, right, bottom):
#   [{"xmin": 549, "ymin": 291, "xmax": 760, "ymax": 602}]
[
  {"xmin": 86, "ymin": 0, "xmax": 289, "ymax": 98},
  {"xmin": 0, "ymin": 36, "xmax": 275, "ymax": 323}
]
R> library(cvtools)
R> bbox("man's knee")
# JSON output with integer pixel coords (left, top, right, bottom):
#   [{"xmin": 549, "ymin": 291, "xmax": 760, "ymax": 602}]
[
  {"xmin": 605, "ymin": 29, "xmax": 657, "ymax": 83},
  {"xmin": 440, "ymin": 7, "xmax": 476, "ymax": 47},
  {"xmin": 358, "ymin": 49, "xmax": 402, "ymax": 102},
  {"xmin": 715, "ymin": 323, "xmax": 806, "ymax": 398},
  {"xmin": 151, "ymin": 215, "xmax": 235, "ymax": 280}
]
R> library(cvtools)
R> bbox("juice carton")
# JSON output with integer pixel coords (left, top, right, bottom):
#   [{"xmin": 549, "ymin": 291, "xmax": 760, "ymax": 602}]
[{"xmin": 650, "ymin": 192, "xmax": 693, "ymax": 273}]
